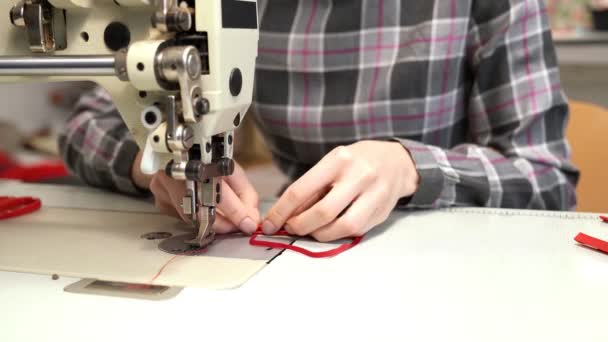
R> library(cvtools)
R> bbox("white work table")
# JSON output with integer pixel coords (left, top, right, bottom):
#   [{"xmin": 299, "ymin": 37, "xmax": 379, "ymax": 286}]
[{"xmin": 1, "ymin": 182, "xmax": 608, "ymax": 342}]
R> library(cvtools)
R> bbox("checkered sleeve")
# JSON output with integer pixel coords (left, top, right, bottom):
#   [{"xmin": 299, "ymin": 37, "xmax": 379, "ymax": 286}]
[
  {"xmin": 398, "ymin": 0, "xmax": 579, "ymax": 210},
  {"xmin": 58, "ymin": 86, "xmax": 149, "ymax": 196}
]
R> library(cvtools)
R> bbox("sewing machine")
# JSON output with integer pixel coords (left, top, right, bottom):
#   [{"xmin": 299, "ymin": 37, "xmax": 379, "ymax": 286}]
[{"xmin": 0, "ymin": 0, "xmax": 259, "ymax": 248}]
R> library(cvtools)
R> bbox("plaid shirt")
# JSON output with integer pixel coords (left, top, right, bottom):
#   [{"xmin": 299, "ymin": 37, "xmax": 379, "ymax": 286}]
[{"xmin": 59, "ymin": 0, "xmax": 580, "ymax": 210}]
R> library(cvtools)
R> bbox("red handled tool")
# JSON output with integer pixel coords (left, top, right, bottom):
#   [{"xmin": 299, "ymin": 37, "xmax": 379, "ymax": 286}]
[
  {"xmin": 0, "ymin": 150, "xmax": 68, "ymax": 183},
  {"xmin": 0, "ymin": 196, "xmax": 42, "ymax": 220}
]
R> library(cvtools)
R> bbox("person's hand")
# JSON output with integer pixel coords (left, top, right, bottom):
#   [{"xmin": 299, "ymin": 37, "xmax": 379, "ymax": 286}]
[
  {"xmin": 261, "ymin": 141, "xmax": 419, "ymax": 242},
  {"xmin": 131, "ymin": 151, "xmax": 260, "ymax": 234}
]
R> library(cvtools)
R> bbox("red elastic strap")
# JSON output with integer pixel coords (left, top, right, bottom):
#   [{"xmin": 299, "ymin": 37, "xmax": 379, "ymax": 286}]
[
  {"xmin": 0, "ymin": 196, "xmax": 42, "ymax": 220},
  {"xmin": 249, "ymin": 228, "xmax": 362, "ymax": 258},
  {"xmin": 575, "ymin": 232, "xmax": 608, "ymax": 254},
  {"xmin": 600, "ymin": 216, "xmax": 608, "ymax": 224}
]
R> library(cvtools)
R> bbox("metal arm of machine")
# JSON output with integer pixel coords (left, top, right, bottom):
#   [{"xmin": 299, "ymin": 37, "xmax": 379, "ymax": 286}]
[{"xmin": 0, "ymin": 55, "xmax": 116, "ymax": 75}]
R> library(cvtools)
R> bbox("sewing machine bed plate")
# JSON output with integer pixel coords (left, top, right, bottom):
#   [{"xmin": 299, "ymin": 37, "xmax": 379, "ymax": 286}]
[
  {"xmin": 0, "ymin": 181, "xmax": 284, "ymax": 289},
  {"xmin": 3, "ymin": 181, "xmax": 608, "ymax": 341}
]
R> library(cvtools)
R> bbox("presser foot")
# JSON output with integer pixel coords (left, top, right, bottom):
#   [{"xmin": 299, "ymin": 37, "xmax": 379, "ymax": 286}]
[
  {"xmin": 158, "ymin": 206, "xmax": 216, "ymax": 255},
  {"xmin": 186, "ymin": 206, "xmax": 216, "ymax": 248},
  {"xmin": 158, "ymin": 231, "xmax": 215, "ymax": 256}
]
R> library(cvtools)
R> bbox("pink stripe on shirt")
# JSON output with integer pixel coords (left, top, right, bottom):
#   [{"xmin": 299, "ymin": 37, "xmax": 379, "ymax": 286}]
[
  {"xmin": 367, "ymin": 0, "xmax": 385, "ymax": 135},
  {"xmin": 259, "ymin": 35, "xmax": 467, "ymax": 57},
  {"xmin": 298, "ymin": 0, "xmax": 320, "ymax": 138},
  {"xmin": 434, "ymin": 0, "xmax": 458, "ymax": 145}
]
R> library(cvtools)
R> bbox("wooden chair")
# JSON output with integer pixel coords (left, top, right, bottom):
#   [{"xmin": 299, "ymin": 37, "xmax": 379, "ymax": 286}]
[{"xmin": 567, "ymin": 100, "xmax": 608, "ymax": 213}]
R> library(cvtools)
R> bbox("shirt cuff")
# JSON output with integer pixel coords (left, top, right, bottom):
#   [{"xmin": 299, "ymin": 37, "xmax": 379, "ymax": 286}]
[
  {"xmin": 111, "ymin": 141, "xmax": 151, "ymax": 197},
  {"xmin": 392, "ymin": 138, "xmax": 445, "ymax": 208}
]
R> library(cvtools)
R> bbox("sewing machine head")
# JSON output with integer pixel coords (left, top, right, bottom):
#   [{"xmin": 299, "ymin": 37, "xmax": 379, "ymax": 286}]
[{"xmin": 0, "ymin": 0, "xmax": 259, "ymax": 248}]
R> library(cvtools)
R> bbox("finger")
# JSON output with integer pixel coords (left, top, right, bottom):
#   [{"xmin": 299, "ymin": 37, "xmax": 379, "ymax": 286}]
[
  {"xmin": 156, "ymin": 200, "xmax": 181, "ymax": 219},
  {"xmin": 149, "ymin": 173, "xmax": 166, "ymax": 198},
  {"xmin": 263, "ymin": 146, "xmax": 351, "ymax": 234},
  {"xmin": 292, "ymin": 186, "xmax": 330, "ymax": 217},
  {"xmin": 366, "ymin": 199, "xmax": 395, "ymax": 231},
  {"xmin": 150, "ymin": 175, "xmax": 180, "ymax": 219},
  {"xmin": 223, "ymin": 178, "xmax": 261, "ymax": 225},
  {"xmin": 217, "ymin": 183, "xmax": 258, "ymax": 234},
  {"xmin": 223, "ymin": 163, "xmax": 261, "ymax": 224},
  {"xmin": 286, "ymin": 169, "xmax": 372, "ymax": 236},
  {"xmin": 154, "ymin": 173, "xmax": 189, "ymax": 222},
  {"xmin": 213, "ymin": 215, "xmax": 240, "ymax": 234},
  {"xmin": 215, "ymin": 208, "xmax": 247, "ymax": 234},
  {"xmin": 311, "ymin": 188, "xmax": 384, "ymax": 242},
  {"xmin": 284, "ymin": 187, "xmax": 330, "ymax": 234},
  {"xmin": 225, "ymin": 163, "xmax": 260, "ymax": 212},
  {"xmin": 153, "ymin": 189, "xmax": 181, "ymax": 219}
]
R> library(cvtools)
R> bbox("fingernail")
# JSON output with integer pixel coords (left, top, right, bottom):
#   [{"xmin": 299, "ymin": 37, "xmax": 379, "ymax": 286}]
[
  {"xmin": 284, "ymin": 224, "xmax": 294, "ymax": 235},
  {"xmin": 262, "ymin": 220, "xmax": 276, "ymax": 235},
  {"xmin": 239, "ymin": 217, "xmax": 257, "ymax": 234}
]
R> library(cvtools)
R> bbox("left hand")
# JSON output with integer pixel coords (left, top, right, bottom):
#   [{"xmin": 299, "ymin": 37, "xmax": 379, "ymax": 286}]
[{"xmin": 261, "ymin": 141, "xmax": 420, "ymax": 242}]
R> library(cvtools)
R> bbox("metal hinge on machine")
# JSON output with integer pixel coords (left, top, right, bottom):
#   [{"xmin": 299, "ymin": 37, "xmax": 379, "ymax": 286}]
[{"xmin": 9, "ymin": 0, "xmax": 67, "ymax": 52}]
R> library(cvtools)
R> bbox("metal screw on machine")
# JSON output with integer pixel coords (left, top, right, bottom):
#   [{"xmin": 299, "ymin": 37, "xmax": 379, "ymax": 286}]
[
  {"xmin": 156, "ymin": 46, "xmax": 203, "ymax": 123},
  {"xmin": 185, "ymin": 48, "xmax": 208, "ymax": 118},
  {"xmin": 168, "ymin": 10, "xmax": 191, "ymax": 32},
  {"xmin": 172, "ymin": 124, "xmax": 194, "ymax": 150},
  {"xmin": 193, "ymin": 96, "xmax": 210, "ymax": 117},
  {"xmin": 180, "ymin": 126, "xmax": 194, "ymax": 149},
  {"xmin": 9, "ymin": 1, "xmax": 25, "ymax": 27},
  {"xmin": 185, "ymin": 49, "xmax": 201, "ymax": 78},
  {"xmin": 151, "ymin": 0, "xmax": 192, "ymax": 32}
]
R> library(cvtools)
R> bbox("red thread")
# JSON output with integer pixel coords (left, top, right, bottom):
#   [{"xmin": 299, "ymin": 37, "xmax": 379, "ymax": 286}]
[
  {"xmin": 249, "ymin": 228, "xmax": 363, "ymax": 258},
  {"xmin": 128, "ymin": 247, "xmax": 208, "ymax": 289},
  {"xmin": 136, "ymin": 228, "xmax": 362, "ymax": 288},
  {"xmin": 146, "ymin": 255, "xmax": 181, "ymax": 284}
]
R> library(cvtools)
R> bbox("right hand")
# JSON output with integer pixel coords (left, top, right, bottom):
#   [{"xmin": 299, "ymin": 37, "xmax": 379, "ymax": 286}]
[{"xmin": 131, "ymin": 151, "xmax": 260, "ymax": 234}]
